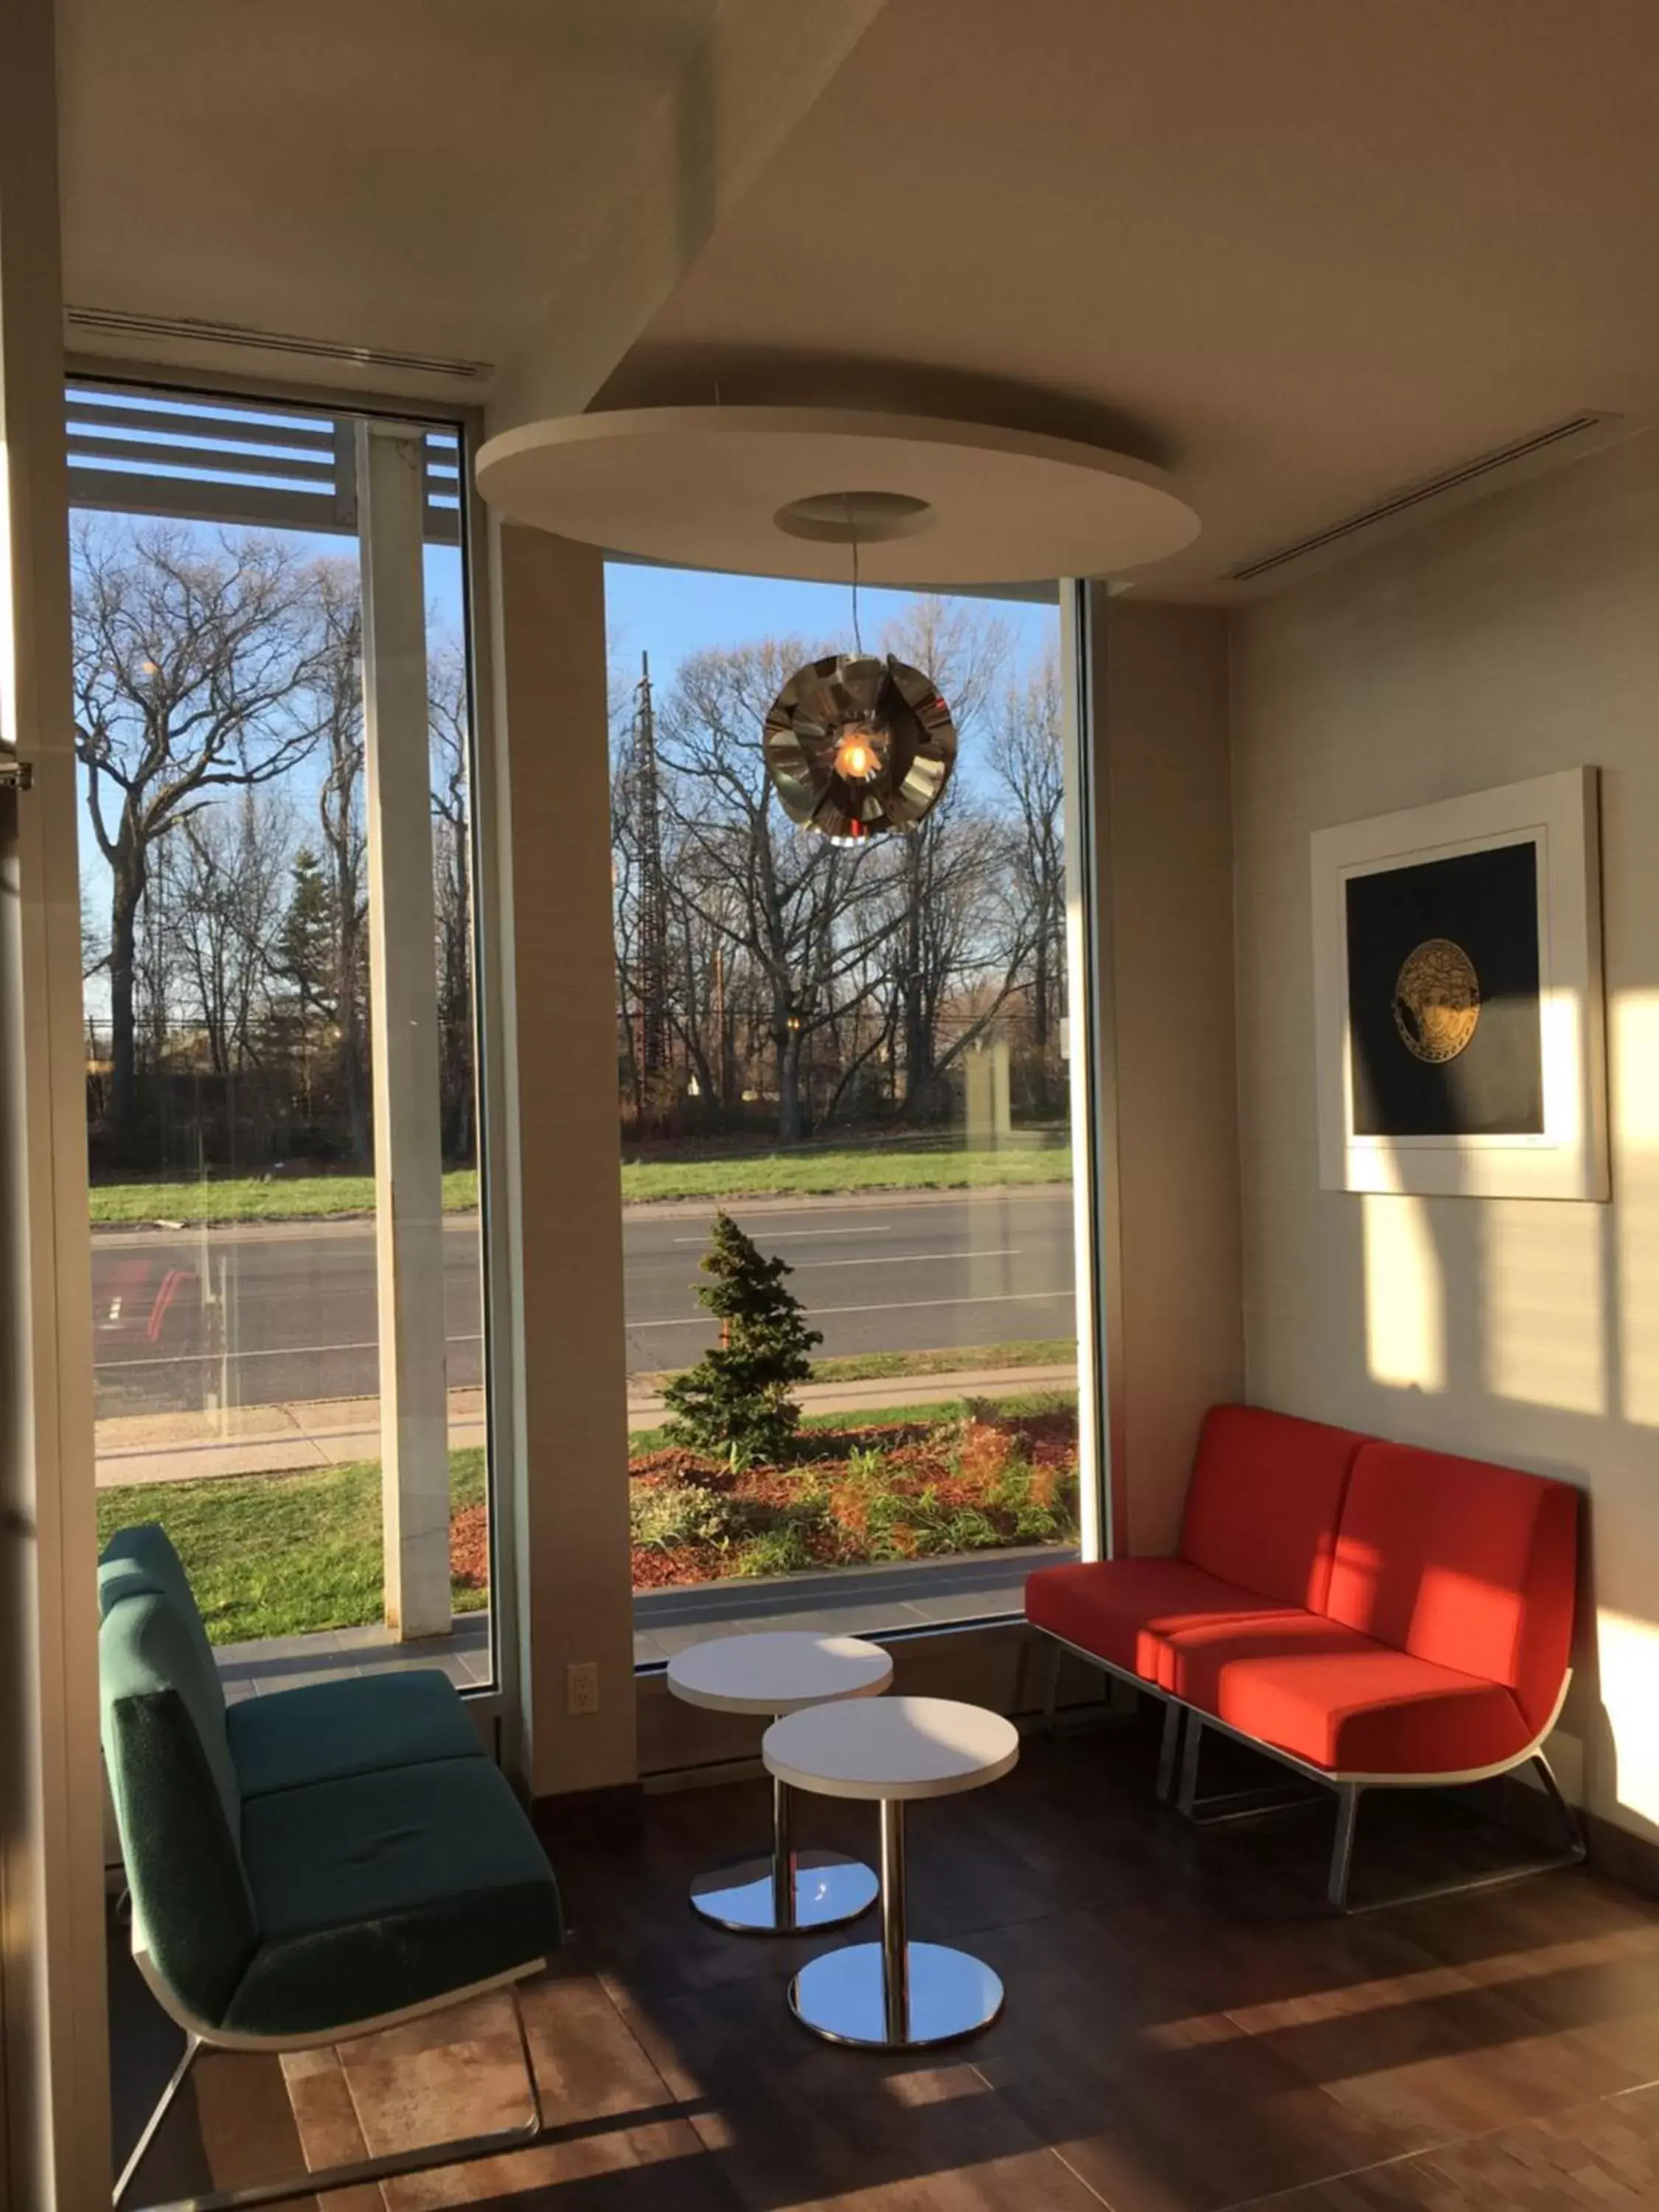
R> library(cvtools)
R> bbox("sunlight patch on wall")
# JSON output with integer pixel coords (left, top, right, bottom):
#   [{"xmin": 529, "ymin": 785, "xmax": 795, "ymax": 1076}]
[
  {"xmin": 1596, "ymin": 1610, "xmax": 1659, "ymax": 1838},
  {"xmin": 1481, "ymin": 1201, "xmax": 1604, "ymax": 1416},
  {"xmin": 1362, "ymin": 1193, "xmax": 1444, "ymax": 1391},
  {"xmin": 1614, "ymin": 992, "xmax": 1659, "ymax": 1426}
]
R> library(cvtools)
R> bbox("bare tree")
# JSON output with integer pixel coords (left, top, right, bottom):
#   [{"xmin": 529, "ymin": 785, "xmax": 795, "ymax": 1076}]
[
  {"xmin": 306, "ymin": 563, "xmax": 371, "ymax": 1162},
  {"xmin": 429, "ymin": 638, "xmax": 476, "ymax": 1161},
  {"xmin": 658, "ymin": 639, "xmax": 896, "ymax": 1142},
  {"xmin": 877, "ymin": 599, "xmax": 1023, "ymax": 1113},
  {"xmin": 72, "ymin": 521, "xmax": 331, "ymax": 1152},
  {"xmin": 992, "ymin": 644, "xmax": 1067, "ymax": 1110},
  {"xmin": 170, "ymin": 787, "xmax": 295, "ymax": 1077}
]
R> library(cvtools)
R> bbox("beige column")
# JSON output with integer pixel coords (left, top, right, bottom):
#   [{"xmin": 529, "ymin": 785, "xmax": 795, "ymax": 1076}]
[
  {"xmin": 1068, "ymin": 588, "xmax": 1245, "ymax": 1559},
  {"xmin": 0, "ymin": 0, "xmax": 113, "ymax": 2199},
  {"xmin": 490, "ymin": 524, "xmax": 636, "ymax": 1799},
  {"xmin": 359, "ymin": 425, "xmax": 452, "ymax": 1638}
]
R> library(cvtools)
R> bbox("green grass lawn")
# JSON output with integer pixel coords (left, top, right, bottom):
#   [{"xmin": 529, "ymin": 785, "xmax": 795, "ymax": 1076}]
[
  {"xmin": 630, "ymin": 1338, "xmax": 1077, "ymax": 1396},
  {"xmin": 88, "ymin": 1141, "xmax": 1071, "ymax": 1225},
  {"xmin": 805, "ymin": 1337, "xmax": 1075, "ymax": 1385},
  {"xmin": 618, "ymin": 1142, "xmax": 1071, "ymax": 1206},
  {"xmin": 97, "ymin": 1448, "xmax": 490, "ymax": 1646},
  {"xmin": 88, "ymin": 1169, "xmax": 480, "ymax": 1227}
]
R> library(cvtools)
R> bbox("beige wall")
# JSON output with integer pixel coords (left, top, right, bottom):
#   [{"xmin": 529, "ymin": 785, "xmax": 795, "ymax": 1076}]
[
  {"xmin": 1091, "ymin": 597, "xmax": 1245, "ymax": 1555},
  {"xmin": 1231, "ymin": 427, "xmax": 1659, "ymax": 1838}
]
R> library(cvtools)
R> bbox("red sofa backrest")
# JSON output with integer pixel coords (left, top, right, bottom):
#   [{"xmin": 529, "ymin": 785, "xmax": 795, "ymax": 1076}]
[
  {"xmin": 1178, "ymin": 1405, "xmax": 1366, "ymax": 1610},
  {"xmin": 1325, "ymin": 1441, "xmax": 1579, "ymax": 1736}
]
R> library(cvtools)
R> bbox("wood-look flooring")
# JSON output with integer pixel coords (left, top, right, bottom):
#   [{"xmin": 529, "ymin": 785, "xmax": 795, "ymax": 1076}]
[{"xmin": 111, "ymin": 1716, "xmax": 1659, "ymax": 2210}]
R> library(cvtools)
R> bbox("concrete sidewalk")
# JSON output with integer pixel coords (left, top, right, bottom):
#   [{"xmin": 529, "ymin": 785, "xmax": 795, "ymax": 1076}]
[{"xmin": 94, "ymin": 1363, "xmax": 1078, "ymax": 1488}]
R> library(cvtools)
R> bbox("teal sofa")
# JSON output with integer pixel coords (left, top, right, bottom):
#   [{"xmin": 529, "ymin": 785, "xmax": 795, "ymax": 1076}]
[{"xmin": 100, "ymin": 1525, "xmax": 562, "ymax": 2211}]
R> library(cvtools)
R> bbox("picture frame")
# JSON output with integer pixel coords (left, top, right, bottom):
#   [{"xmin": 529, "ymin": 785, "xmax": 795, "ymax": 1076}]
[{"xmin": 1311, "ymin": 767, "xmax": 1607, "ymax": 1201}]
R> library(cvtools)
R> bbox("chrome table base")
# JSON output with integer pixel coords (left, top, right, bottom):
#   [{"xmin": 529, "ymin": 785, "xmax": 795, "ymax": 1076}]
[
  {"xmin": 689, "ymin": 1773, "xmax": 878, "ymax": 1935},
  {"xmin": 787, "ymin": 1798, "xmax": 1004, "ymax": 2049},
  {"xmin": 790, "ymin": 1938, "xmax": 1004, "ymax": 2048},
  {"xmin": 691, "ymin": 1848, "xmax": 879, "ymax": 1933}
]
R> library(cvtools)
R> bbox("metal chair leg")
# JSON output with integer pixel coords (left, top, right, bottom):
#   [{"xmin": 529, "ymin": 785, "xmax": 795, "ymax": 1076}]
[
  {"xmin": 1531, "ymin": 1750, "xmax": 1588, "ymax": 1865},
  {"xmin": 1155, "ymin": 1701, "xmax": 1183, "ymax": 1803},
  {"xmin": 1328, "ymin": 1784, "xmax": 1361, "ymax": 1912},
  {"xmin": 1177, "ymin": 1711, "xmax": 1204, "ymax": 1816},
  {"xmin": 114, "ymin": 2033, "xmax": 201, "ymax": 2209},
  {"xmin": 1332, "ymin": 1754, "xmax": 1587, "ymax": 1916},
  {"xmin": 1040, "ymin": 1639, "xmax": 1063, "ymax": 1737}
]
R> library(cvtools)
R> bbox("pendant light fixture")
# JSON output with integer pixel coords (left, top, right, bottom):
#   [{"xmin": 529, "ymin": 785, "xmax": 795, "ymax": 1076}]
[{"xmin": 761, "ymin": 495, "xmax": 958, "ymax": 843}]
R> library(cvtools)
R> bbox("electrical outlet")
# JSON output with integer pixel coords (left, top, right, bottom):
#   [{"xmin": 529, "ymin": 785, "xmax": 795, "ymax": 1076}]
[{"xmin": 566, "ymin": 1660, "xmax": 599, "ymax": 1716}]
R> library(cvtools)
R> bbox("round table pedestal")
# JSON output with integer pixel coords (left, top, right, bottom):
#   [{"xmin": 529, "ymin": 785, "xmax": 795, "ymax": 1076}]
[
  {"xmin": 790, "ymin": 1940, "xmax": 1004, "ymax": 2048},
  {"xmin": 689, "ymin": 1773, "xmax": 877, "ymax": 1935},
  {"xmin": 787, "ymin": 1798, "xmax": 1004, "ymax": 2048}
]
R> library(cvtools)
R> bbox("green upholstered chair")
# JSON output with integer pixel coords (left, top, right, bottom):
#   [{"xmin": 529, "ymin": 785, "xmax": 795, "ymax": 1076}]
[{"xmin": 101, "ymin": 1526, "xmax": 563, "ymax": 2211}]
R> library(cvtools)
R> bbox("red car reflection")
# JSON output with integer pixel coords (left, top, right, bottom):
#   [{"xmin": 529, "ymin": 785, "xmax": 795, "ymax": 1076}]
[{"xmin": 94, "ymin": 1257, "xmax": 202, "ymax": 1355}]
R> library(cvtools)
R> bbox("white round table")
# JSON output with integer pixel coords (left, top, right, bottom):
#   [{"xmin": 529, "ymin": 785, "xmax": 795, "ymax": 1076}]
[
  {"xmin": 667, "ymin": 1631, "xmax": 893, "ymax": 1935},
  {"xmin": 762, "ymin": 1695, "xmax": 1020, "ymax": 2048}
]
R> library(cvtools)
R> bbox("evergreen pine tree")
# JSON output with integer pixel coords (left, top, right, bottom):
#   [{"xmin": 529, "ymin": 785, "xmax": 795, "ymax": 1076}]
[
  {"xmin": 280, "ymin": 847, "xmax": 335, "ymax": 1012},
  {"xmin": 662, "ymin": 1209, "xmax": 823, "ymax": 1466}
]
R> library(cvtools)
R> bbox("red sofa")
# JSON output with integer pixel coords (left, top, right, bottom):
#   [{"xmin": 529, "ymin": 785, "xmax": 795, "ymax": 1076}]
[{"xmin": 1024, "ymin": 1404, "xmax": 1584, "ymax": 1908}]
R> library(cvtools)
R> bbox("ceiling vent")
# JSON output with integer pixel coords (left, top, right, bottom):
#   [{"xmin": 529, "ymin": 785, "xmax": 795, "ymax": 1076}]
[
  {"xmin": 65, "ymin": 306, "xmax": 492, "ymax": 383},
  {"xmin": 1231, "ymin": 413, "xmax": 1616, "ymax": 585}
]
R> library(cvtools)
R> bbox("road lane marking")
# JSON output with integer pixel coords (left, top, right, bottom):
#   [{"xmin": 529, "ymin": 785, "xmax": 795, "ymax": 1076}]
[
  {"xmin": 97, "ymin": 1332, "xmax": 483, "ymax": 1373},
  {"xmin": 787, "ymin": 1248, "xmax": 1019, "ymax": 1271},
  {"xmin": 670, "ymin": 1225, "xmax": 892, "ymax": 1244},
  {"xmin": 627, "ymin": 1290, "xmax": 1072, "ymax": 1330}
]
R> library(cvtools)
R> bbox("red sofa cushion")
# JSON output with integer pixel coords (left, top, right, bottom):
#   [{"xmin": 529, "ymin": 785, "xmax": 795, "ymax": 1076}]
[
  {"xmin": 1178, "ymin": 1405, "xmax": 1366, "ymax": 1610},
  {"xmin": 1325, "ymin": 1442, "xmax": 1578, "ymax": 1738},
  {"xmin": 1024, "ymin": 1557, "xmax": 1300, "ymax": 1687},
  {"xmin": 1162, "ymin": 1612, "xmax": 1533, "ymax": 1777}
]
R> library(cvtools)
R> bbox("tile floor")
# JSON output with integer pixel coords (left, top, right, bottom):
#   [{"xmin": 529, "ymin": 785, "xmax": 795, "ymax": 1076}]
[{"xmin": 111, "ymin": 1712, "xmax": 1659, "ymax": 2210}]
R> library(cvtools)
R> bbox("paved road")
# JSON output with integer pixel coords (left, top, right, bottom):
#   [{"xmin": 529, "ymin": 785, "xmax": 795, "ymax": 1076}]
[{"xmin": 91, "ymin": 1189, "xmax": 1076, "ymax": 1420}]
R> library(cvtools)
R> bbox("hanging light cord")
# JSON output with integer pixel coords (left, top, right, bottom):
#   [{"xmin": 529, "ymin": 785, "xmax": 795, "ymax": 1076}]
[{"xmin": 843, "ymin": 494, "xmax": 864, "ymax": 653}]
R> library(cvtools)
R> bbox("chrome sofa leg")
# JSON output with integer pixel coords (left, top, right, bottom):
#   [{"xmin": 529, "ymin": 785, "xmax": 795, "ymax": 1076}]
[
  {"xmin": 1156, "ymin": 1702, "xmax": 1183, "ymax": 1803},
  {"xmin": 1328, "ymin": 1784, "xmax": 1361, "ymax": 1912}
]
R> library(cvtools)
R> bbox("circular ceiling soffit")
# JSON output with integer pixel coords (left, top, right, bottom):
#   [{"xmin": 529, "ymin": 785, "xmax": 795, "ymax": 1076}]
[
  {"xmin": 773, "ymin": 490, "xmax": 936, "ymax": 546},
  {"xmin": 474, "ymin": 406, "xmax": 1199, "ymax": 585}
]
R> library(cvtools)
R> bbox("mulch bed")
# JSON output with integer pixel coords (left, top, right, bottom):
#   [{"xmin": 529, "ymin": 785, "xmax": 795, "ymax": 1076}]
[
  {"xmin": 447, "ymin": 1409, "xmax": 1077, "ymax": 1594},
  {"xmin": 450, "ymin": 1505, "xmax": 490, "ymax": 1590},
  {"xmin": 627, "ymin": 1409, "xmax": 1077, "ymax": 1590}
]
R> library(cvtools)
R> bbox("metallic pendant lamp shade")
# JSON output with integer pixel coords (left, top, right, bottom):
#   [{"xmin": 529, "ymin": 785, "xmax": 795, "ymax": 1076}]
[{"xmin": 762, "ymin": 652, "xmax": 957, "ymax": 843}]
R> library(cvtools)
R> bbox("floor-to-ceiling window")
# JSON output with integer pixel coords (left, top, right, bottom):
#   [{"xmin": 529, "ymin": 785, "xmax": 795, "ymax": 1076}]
[
  {"xmin": 77, "ymin": 383, "xmax": 498, "ymax": 1694},
  {"xmin": 607, "ymin": 562, "xmax": 1087, "ymax": 1659}
]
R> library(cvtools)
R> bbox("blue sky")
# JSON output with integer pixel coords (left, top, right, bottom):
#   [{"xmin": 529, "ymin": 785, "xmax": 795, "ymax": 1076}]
[{"xmin": 603, "ymin": 561, "xmax": 1058, "ymax": 692}]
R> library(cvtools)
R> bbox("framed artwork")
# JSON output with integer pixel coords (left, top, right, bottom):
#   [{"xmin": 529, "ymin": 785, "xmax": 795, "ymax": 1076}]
[{"xmin": 1311, "ymin": 768, "xmax": 1607, "ymax": 1200}]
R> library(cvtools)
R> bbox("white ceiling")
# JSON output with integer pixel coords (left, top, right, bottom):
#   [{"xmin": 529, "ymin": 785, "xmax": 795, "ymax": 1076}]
[
  {"xmin": 58, "ymin": 0, "xmax": 720, "ymax": 383},
  {"xmin": 57, "ymin": 0, "xmax": 1659, "ymax": 597}
]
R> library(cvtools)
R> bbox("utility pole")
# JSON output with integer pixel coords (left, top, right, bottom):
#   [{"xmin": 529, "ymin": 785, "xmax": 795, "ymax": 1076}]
[{"xmin": 633, "ymin": 653, "xmax": 669, "ymax": 1082}]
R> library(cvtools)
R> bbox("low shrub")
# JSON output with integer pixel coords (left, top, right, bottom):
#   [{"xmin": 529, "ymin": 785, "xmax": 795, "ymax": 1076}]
[
  {"xmin": 737, "ymin": 1525, "xmax": 821, "ymax": 1577},
  {"xmin": 629, "ymin": 1481, "xmax": 751, "ymax": 1552}
]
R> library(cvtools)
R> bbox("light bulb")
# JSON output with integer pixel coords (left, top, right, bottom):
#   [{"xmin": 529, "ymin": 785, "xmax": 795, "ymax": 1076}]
[{"xmin": 834, "ymin": 727, "xmax": 881, "ymax": 781}]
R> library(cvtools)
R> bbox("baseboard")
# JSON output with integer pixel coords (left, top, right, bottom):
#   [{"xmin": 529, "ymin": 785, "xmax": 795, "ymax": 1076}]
[
  {"xmin": 530, "ymin": 1781, "xmax": 645, "ymax": 1847},
  {"xmin": 1578, "ymin": 1808, "xmax": 1659, "ymax": 1899}
]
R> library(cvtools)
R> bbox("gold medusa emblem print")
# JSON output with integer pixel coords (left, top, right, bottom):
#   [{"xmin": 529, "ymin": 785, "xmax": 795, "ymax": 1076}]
[{"xmin": 1392, "ymin": 938, "xmax": 1481, "ymax": 1064}]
